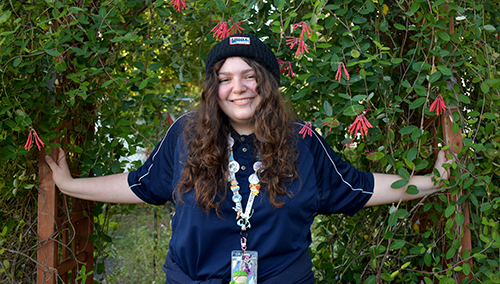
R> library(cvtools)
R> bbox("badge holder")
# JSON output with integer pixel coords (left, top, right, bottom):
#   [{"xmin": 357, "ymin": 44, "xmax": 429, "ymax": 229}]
[{"xmin": 231, "ymin": 250, "xmax": 258, "ymax": 284}]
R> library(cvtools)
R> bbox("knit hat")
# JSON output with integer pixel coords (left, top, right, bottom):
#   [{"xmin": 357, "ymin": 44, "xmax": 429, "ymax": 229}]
[{"xmin": 206, "ymin": 33, "xmax": 280, "ymax": 83}]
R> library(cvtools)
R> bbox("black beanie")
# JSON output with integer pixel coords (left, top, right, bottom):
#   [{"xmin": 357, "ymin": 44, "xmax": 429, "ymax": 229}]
[{"xmin": 206, "ymin": 33, "xmax": 280, "ymax": 84}]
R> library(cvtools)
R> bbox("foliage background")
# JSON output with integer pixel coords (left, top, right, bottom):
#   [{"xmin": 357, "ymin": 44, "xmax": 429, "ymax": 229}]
[{"xmin": 0, "ymin": 0, "xmax": 499, "ymax": 283}]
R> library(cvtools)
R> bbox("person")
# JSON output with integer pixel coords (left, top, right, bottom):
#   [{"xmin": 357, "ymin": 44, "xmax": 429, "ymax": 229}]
[{"xmin": 45, "ymin": 33, "xmax": 451, "ymax": 284}]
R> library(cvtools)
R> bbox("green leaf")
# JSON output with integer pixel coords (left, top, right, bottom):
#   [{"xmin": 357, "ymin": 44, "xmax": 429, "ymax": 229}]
[
  {"xmin": 428, "ymin": 71, "xmax": 441, "ymax": 83},
  {"xmin": 398, "ymin": 167, "xmax": 411, "ymax": 181},
  {"xmin": 445, "ymin": 205, "xmax": 455, "ymax": 218},
  {"xmin": 390, "ymin": 239, "xmax": 406, "ymax": 250},
  {"xmin": 406, "ymin": 185, "xmax": 419, "ymax": 195},
  {"xmin": 148, "ymin": 62, "xmax": 163, "ymax": 71},
  {"xmin": 133, "ymin": 61, "xmax": 145, "ymax": 70},
  {"xmin": 437, "ymin": 31, "xmax": 450, "ymax": 41},
  {"xmin": 274, "ymin": 0, "xmax": 285, "ymax": 11},
  {"xmin": 483, "ymin": 112, "xmax": 497, "ymax": 119},
  {"xmin": 455, "ymin": 212, "xmax": 464, "ymax": 226},
  {"xmin": 323, "ymin": 100, "xmax": 333, "ymax": 116},
  {"xmin": 480, "ymin": 202, "xmax": 492, "ymax": 212},
  {"xmin": 154, "ymin": 0, "xmax": 165, "ymax": 7},
  {"xmin": 13, "ymin": 57, "xmax": 22, "ymax": 67},
  {"xmin": 484, "ymin": 25, "xmax": 496, "ymax": 32},
  {"xmin": 457, "ymin": 94, "xmax": 470, "ymax": 104},
  {"xmin": 399, "ymin": 125, "xmax": 418, "ymax": 135},
  {"xmin": 394, "ymin": 23, "xmax": 406, "ymax": 30},
  {"xmin": 215, "ymin": 0, "xmax": 228, "ymax": 12},
  {"xmin": 388, "ymin": 213, "xmax": 397, "ymax": 226},
  {"xmin": 139, "ymin": 79, "xmax": 149, "ymax": 90},
  {"xmin": 391, "ymin": 179, "xmax": 408, "ymax": 189},
  {"xmin": 101, "ymin": 79, "xmax": 114, "ymax": 87},
  {"xmin": 0, "ymin": 11, "xmax": 12, "ymax": 24},
  {"xmin": 481, "ymin": 83, "xmax": 490, "ymax": 93},
  {"xmin": 436, "ymin": 65, "xmax": 452, "ymax": 76},
  {"xmin": 45, "ymin": 49, "xmax": 61, "ymax": 56},
  {"xmin": 56, "ymin": 61, "xmax": 67, "ymax": 73},
  {"xmin": 409, "ymin": 97, "xmax": 426, "ymax": 109},
  {"xmin": 407, "ymin": 147, "xmax": 418, "ymax": 162},
  {"xmin": 343, "ymin": 105, "xmax": 364, "ymax": 116}
]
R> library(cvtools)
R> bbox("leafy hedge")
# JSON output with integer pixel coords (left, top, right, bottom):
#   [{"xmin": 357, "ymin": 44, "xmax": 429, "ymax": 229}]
[{"xmin": 1, "ymin": 0, "xmax": 499, "ymax": 283}]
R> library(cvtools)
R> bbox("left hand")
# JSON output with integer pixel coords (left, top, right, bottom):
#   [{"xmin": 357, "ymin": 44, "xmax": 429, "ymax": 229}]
[{"xmin": 433, "ymin": 150, "xmax": 453, "ymax": 182}]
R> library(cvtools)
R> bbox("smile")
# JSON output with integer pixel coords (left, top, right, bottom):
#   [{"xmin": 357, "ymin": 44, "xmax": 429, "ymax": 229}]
[{"xmin": 231, "ymin": 98, "xmax": 254, "ymax": 103}]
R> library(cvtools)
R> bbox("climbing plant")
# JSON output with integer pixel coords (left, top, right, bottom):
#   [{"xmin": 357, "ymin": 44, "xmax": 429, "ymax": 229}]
[{"xmin": 0, "ymin": 0, "xmax": 499, "ymax": 283}]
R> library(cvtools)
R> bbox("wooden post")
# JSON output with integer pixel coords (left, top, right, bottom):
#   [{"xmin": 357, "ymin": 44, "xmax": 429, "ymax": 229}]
[
  {"xmin": 37, "ymin": 147, "xmax": 59, "ymax": 284},
  {"xmin": 441, "ymin": 104, "xmax": 472, "ymax": 282},
  {"xmin": 37, "ymin": 145, "xmax": 94, "ymax": 283}
]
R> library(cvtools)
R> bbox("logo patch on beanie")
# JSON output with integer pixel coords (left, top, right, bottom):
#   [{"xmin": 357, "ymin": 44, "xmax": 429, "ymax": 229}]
[{"xmin": 229, "ymin": 36, "xmax": 251, "ymax": 45}]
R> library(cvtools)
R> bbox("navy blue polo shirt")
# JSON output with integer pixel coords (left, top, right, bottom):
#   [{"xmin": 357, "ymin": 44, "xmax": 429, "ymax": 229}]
[{"xmin": 128, "ymin": 114, "xmax": 374, "ymax": 283}]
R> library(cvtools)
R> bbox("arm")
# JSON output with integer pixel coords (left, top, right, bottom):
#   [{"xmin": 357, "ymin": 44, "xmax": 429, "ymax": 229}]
[
  {"xmin": 45, "ymin": 149, "xmax": 144, "ymax": 203},
  {"xmin": 364, "ymin": 151, "xmax": 450, "ymax": 207}
]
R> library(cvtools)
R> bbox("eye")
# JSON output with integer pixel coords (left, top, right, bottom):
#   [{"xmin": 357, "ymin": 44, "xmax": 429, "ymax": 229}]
[{"xmin": 219, "ymin": 78, "xmax": 229, "ymax": 83}]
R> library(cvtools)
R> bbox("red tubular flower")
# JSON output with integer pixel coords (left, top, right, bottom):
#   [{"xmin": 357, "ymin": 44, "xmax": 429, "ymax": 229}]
[
  {"xmin": 24, "ymin": 129, "xmax": 45, "ymax": 150},
  {"xmin": 166, "ymin": 114, "xmax": 174, "ymax": 125},
  {"xmin": 335, "ymin": 62, "xmax": 350, "ymax": 81},
  {"xmin": 169, "ymin": 0, "xmax": 186, "ymax": 12},
  {"xmin": 323, "ymin": 119, "xmax": 339, "ymax": 132},
  {"xmin": 286, "ymin": 36, "xmax": 309, "ymax": 57},
  {"xmin": 211, "ymin": 20, "xmax": 228, "ymax": 40},
  {"xmin": 228, "ymin": 20, "xmax": 245, "ymax": 36},
  {"xmin": 348, "ymin": 111, "xmax": 372, "ymax": 137},
  {"xmin": 299, "ymin": 122, "xmax": 313, "ymax": 138},
  {"xmin": 277, "ymin": 58, "xmax": 294, "ymax": 77},
  {"xmin": 24, "ymin": 130, "xmax": 33, "ymax": 150},
  {"xmin": 429, "ymin": 94, "xmax": 446, "ymax": 115},
  {"xmin": 211, "ymin": 18, "xmax": 246, "ymax": 40},
  {"xmin": 365, "ymin": 150, "xmax": 376, "ymax": 162},
  {"xmin": 292, "ymin": 21, "xmax": 313, "ymax": 38}
]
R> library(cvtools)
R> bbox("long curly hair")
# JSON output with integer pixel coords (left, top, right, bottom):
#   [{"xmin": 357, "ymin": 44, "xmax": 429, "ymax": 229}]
[{"xmin": 175, "ymin": 57, "xmax": 299, "ymax": 214}]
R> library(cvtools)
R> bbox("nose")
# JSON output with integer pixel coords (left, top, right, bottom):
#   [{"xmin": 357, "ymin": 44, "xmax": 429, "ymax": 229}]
[{"xmin": 232, "ymin": 77, "xmax": 247, "ymax": 94}]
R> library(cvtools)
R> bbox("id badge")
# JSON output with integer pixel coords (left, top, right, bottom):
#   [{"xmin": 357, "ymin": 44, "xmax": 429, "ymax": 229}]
[{"xmin": 230, "ymin": 250, "xmax": 258, "ymax": 284}]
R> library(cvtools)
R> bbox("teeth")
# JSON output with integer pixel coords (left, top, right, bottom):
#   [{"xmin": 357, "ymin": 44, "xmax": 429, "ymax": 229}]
[{"xmin": 233, "ymin": 98, "xmax": 252, "ymax": 103}]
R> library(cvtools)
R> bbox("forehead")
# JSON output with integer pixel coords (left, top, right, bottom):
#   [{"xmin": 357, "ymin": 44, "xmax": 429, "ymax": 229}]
[{"xmin": 218, "ymin": 57, "xmax": 254, "ymax": 73}]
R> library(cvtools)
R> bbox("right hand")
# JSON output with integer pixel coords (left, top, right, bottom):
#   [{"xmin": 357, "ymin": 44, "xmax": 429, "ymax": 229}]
[{"xmin": 45, "ymin": 149, "xmax": 73, "ymax": 190}]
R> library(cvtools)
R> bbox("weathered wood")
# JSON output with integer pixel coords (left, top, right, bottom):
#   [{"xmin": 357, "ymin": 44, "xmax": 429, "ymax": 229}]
[
  {"xmin": 37, "ymin": 147, "xmax": 94, "ymax": 284},
  {"xmin": 37, "ymin": 148, "xmax": 58, "ymax": 284},
  {"xmin": 441, "ymin": 105, "xmax": 471, "ymax": 282}
]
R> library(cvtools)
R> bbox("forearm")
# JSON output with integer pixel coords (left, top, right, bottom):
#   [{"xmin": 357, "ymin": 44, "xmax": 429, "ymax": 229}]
[
  {"xmin": 365, "ymin": 173, "xmax": 440, "ymax": 207},
  {"xmin": 57, "ymin": 172, "xmax": 144, "ymax": 203}
]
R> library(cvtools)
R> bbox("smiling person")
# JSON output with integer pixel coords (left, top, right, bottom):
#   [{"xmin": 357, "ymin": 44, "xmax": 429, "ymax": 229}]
[{"xmin": 45, "ymin": 33, "xmax": 451, "ymax": 284}]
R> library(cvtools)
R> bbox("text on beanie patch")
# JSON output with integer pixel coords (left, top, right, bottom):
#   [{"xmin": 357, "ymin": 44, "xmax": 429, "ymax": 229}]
[{"xmin": 229, "ymin": 36, "xmax": 251, "ymax": 45}]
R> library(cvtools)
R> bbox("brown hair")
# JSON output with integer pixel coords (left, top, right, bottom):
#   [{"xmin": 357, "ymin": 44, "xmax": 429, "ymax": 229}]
[{"xmin": 175, "ymin": 57, "xmax": 298, "ymax": 214}]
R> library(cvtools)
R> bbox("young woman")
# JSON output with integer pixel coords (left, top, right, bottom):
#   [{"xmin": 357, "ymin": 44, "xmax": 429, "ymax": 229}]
[{"xmin": 45, "ymin": 33, "xmax": 450, "ymax": 284}]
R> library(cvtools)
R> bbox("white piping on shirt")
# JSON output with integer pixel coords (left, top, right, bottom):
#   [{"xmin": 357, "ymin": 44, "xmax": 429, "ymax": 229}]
[{"xmin": 293, "ymin": 122, "xmax": 373, "ymax": 195}]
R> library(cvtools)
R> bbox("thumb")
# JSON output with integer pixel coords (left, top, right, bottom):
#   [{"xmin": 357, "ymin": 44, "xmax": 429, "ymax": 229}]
[
  {"xmin": 435, "ymin": 150, "xmax": 453, "ymax": 180},
  {"xmin": 44, "ymin": 148, "xmax": 67, "ymax": 171}
]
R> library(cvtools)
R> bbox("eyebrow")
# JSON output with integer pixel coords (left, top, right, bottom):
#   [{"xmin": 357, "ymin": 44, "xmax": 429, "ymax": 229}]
[{"xmin": 217, "ymin": 68, "xmax": 255, "ymax": 76}]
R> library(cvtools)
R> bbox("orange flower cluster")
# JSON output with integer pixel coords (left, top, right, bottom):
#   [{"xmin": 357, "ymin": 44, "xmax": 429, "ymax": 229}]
[
  {"xmin": 211, "ymin": 17, "xmax": 245, "ymax": 40},
  {"xmin": 169, "ymin": 0, "xmax": 186, "ymax": 12},
  {"xmin": 429, "ymin": 94, "xmax": 446, "ymax": 115},
  {"xmin": 24, "ymin": 129, "xmax": 45, "ymax": 150}
]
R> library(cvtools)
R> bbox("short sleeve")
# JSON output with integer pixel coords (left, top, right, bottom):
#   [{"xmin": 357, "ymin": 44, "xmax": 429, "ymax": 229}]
[
  {"xmin": 295, "ymin": 121, "xmax": 374, "ymax": 216},
  {"xmin": 127, "ymin": 114, "xmax": 188, "ymax": 205}
]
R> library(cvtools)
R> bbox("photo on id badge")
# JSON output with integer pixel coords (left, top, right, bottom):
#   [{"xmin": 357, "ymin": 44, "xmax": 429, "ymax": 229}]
[{"xmin": 230, "ymin": 250, "xmax": 258, "ymax": 284}]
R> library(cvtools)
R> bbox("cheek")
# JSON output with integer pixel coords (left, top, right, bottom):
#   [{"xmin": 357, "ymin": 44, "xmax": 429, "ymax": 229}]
[{"xmin": 217, "ymin": 85, "xmax": 228, "ymax": 101}]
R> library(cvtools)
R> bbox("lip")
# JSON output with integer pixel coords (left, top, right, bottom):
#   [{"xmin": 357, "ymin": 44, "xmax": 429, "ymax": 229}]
[{"xmin": 230, "ymin": 97, "xmax": 255, "ymax": 105}]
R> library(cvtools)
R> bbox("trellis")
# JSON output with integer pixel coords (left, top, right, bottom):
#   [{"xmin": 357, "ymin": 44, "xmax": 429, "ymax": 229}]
[{"xmin": 37, "ymin": 149, "xmax": 94, "ymax": 283}]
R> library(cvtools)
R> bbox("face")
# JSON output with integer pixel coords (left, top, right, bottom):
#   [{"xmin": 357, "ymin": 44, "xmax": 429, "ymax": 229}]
[{"xmin": 217, "ymin": 57, "xmax": 261, "ymax": 135}]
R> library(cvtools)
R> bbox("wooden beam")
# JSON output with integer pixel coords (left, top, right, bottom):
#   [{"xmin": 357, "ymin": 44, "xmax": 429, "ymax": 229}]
[{"xmin": 37, "ymin": 148, "xmax": 58, "ymax": 284}]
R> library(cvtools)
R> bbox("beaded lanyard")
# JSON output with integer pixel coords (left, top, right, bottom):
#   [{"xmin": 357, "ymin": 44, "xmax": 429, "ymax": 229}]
[
  {"xmin": 227, "ymin": 136, "xmax": 261, "ymax": 232},
  {"xmin": 228, "ymin": 135, "xmax": 260, "ymax": 284}
]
